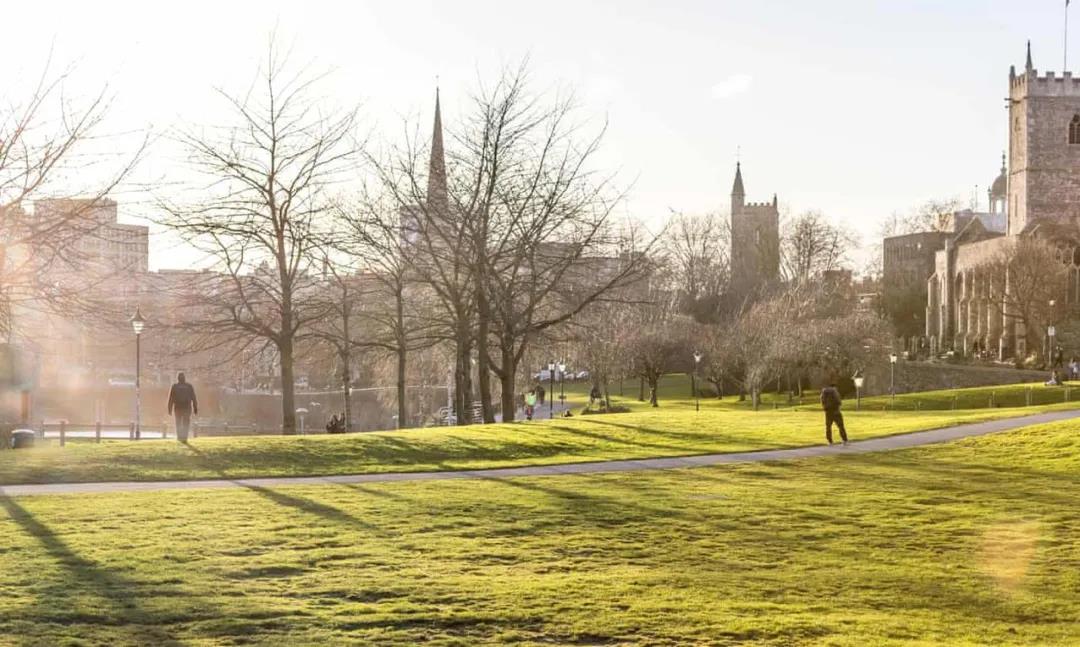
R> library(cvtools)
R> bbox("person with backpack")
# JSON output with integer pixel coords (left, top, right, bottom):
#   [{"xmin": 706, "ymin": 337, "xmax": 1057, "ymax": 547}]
[
  {"xmin": 167, "ymin": 372, "xmax": 198, "ymax": 443},
  {"xmin": 819, "ymin": 382, "xmax": 848, "ymax": 446}
]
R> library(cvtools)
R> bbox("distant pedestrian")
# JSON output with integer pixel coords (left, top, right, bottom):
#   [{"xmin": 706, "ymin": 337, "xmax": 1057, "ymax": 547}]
[
  {"xmin": 524, "ymin": 390, "xmax": 537, "ymax": 421},
  {"xmin": 167, "ymin": 372, "xmax": 198, "ymax": 443},
  {"xmin": 1054, "ymin": 348, "xmax": 1065, "ymax": 369},
  {"xmin": 536, "ymin": 384, "xmax": 546, "ymax": 405},
  {"xmin": 589, "ymin": 384, "xmax": 602, "ymax": 409},
  {"xmin": 819, "ymin": 382, "xmax": 848, "ymax": 446}
]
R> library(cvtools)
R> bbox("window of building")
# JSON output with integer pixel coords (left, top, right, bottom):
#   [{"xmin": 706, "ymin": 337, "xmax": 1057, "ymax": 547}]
[{"xmin": 1070, "ymin": 114, "xmax": 1080, "ymax": 145}]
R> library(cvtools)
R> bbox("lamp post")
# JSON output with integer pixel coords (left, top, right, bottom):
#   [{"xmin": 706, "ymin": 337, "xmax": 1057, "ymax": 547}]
[
  {"xmin": 853, "ymin": 372, "xmax": 865, "ymax": 411},
  {"xmin": 558, "ymin": 360, "xmax": 567, "ymax": 410},
  {"xmin": 889, "ymin": 353, "xmax": 898, "ymax": 402},
  {"xmin": 1049, "ymin": 299, "xmax": 1057, "ymax": 369},
  {"xmin": 548, "ymin": 360, "xmax": 556, "ymax": 418},
  {"xmin": 692, "ymin": 350, "xmax": 703, "ymax": 412},
  {"xmin": 130, "ymin": 307, "xmax": 146, "ymax": 440}
]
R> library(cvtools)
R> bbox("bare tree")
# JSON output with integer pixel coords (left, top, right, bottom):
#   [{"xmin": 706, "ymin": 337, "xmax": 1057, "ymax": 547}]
[
  {"xmin": 1, "ymin": 61, "xmax": 144, "ymax": 341},
  {"xmin": 372, "ymin": 64, "xmax": 656, "ymax": 423},
  {"xmin": 332, "ymin": 194, "xmax": 440, "ymax": 428},
  {"xmin": 781, "ymin": 210, "xmax": 856, "ymax": 284},
  {"xmin": 983, "ymin": 237, "xmax": 1069, "ymax": 359},
  {"xmin": 161, "ymin": 44, "xmax": 361, "ymax": 434},
  {"xmin": 662, "ymin": 210, "xmax": 729, "ymax": 321}
]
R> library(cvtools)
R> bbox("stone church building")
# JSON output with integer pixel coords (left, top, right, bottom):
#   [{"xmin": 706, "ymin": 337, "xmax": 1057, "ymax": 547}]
[{"xmin": 919, "ymin": 43, "xmax": 1080, "ymax": 360}]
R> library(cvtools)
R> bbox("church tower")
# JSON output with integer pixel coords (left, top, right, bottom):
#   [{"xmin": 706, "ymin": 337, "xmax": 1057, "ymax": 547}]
[
  {"xmin": 1007, "ymin": 41, "xmax": 1080, "ymax": 234},
  {"xmin": 729, "ymin": 163, "xmax": 780, "ymax": 292}
]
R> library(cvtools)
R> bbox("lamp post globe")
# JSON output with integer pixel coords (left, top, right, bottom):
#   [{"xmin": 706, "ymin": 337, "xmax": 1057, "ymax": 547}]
[
  {"xmin": 557, "ymin": 360, "xmax": 567, "ymax": 408},
  {"xmin": 853, "ymin": 373, "xmax": 865, "ymax": 411}
]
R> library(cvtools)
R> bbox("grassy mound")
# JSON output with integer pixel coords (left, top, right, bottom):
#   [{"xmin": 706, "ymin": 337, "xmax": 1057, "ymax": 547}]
[{"xmin": 0, "ymin": 401, "xmax": 1075, "ymax": 485}]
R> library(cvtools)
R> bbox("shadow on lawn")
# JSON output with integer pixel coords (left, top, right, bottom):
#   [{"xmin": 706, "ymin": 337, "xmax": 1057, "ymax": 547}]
[
  {"xmin": 186, "ymin": 445, "xmax": 388, "ymax": 537},
  {"xmin": 0, "ymin": 496, "xmax": 185, "ymax": 645}
]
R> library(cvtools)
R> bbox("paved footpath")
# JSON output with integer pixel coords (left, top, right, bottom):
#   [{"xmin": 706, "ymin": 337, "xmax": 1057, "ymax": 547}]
[{"xmin": 2, "ymin": 409, "xmax": 1079, "ymax": 498}]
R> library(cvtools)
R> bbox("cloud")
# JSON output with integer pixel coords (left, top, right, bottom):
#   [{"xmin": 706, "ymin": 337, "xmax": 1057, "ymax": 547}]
[{"xmin": 710, "ymin": 74, "xmax": 753, "ymax": 100}]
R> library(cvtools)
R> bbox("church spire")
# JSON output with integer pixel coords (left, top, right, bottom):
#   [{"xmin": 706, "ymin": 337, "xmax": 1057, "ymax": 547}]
[
  {"xmin": 731, "ymin": 162, "xmax": 745, "ymax": 215},
  {"xmin": 1026, "ymin": 40, "xmax": 1033, "ymax": 72},
  {"xmin": 427, "ymin": 87, "xmax": 448, "ymax": 212}
]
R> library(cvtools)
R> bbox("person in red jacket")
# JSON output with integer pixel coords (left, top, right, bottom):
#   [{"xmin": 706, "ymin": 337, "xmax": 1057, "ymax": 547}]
[
  {"xmin": 167, "ymin": 372, "xmax": 198, "ymax": 443},
  {"xmin": 819, "ymin": 383, "xmax": 848, "ymax": 446}
]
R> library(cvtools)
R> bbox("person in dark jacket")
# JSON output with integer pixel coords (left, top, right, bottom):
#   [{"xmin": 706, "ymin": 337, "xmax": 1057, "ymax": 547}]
[
  {"xmin": 167, "ymin": 372, "xmax": 198, "ymax": 443},
  {"xmin": 819, "ymin": 383, "xmax": 848, "ymax": 446}
]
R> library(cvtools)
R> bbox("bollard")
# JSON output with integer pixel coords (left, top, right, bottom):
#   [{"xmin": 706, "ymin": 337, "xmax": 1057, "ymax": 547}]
[
  {"xmin": 59, "ymin": 421, "xmax": 66, "ymax": 447},
  {"xmin": 95, "ymin": 421, "xmax": 102, "ymax": 443},
  {"xmin": 129, "ymin": 422, "xmax": 135, "ymax": 440}
]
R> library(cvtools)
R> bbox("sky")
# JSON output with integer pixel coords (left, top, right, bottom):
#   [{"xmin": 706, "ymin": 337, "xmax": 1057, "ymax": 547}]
[{"xmin": 1, "ymin": 0, "xmax": 1074, "ymax": 272}]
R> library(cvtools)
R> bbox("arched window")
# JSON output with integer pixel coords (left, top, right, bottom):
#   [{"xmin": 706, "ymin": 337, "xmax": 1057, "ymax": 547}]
[{"xmin": 1070, "ymin": 114, "xmax": 1080, "ymax": 145}]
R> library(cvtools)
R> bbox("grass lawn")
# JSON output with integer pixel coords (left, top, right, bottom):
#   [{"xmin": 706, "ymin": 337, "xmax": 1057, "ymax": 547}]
[
  {"xmin": 1, "ymin": 420, "xmax": 1079, "ymax": 644},
  {"xmin": 567, "ymin": 373, "xmax": 1080, "ymax": 413},
  {"xmin": 0, "ymin": 399, "xmax": 1077, "ymax": 485}
]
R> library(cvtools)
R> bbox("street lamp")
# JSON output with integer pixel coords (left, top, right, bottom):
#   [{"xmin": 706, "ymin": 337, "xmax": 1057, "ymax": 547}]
[
  {"xmin": 547, "ymin": 360, "xmax": 556, "ymax": 419},
  {"xmin": 1049, "ymin": 299, "xmax": 1058, "ymax": 369},
  {"xmin": 130, "ymin": 306, "xmax": 146, "ymax": 440},
  {"xmin": 853, "ymin": 372, "xmax": 865, "ymax": 411},
  {"xmin": 558, "ymin": 360, "xmax": 567, "ymax": 410},
  {"xmin": 692, "ymin": 350, "xmax": 703, "ymax": 412},
  {"xmin": 889, "ymin": 353, "xmax": 898, "ymax": 402}
]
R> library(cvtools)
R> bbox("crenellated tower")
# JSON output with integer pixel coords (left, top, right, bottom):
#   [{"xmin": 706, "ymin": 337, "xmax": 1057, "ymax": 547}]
[
  {"xmin": 729, "ymin": 162, "xmax": 780, "ymax": 293},
  {"xmin": 1007, "ymin": 41, "xmax": 1080, "ymax": 234}
]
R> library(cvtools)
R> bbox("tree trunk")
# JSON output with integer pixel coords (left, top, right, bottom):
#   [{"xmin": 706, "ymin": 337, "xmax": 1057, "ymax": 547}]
[
  {"xmin": 751, "ymin": 389, "xmax": 761, "ymax": 411},
  {"xmin": 279, "ymin": 338, "xmax": 297, "ymax": 434},
  {"xmin": 396, "ymin": 345, "xmax": 407, "ymax": 429},
  {"xmin": 638, "ymin": 376, "xmax": 645, "ymax": 402},
  {"xmin": 476, "ymin": 289, "xmax": 496, "ymax": 423},
  {"xmin": 394, "ymin": 287, "xmax": 408, "ymax": 429},
  {"xmin": 649, "ymin": 373, "xmax": 659, "ymax": 407},
  {"xmin": 499, "ymin": 344, "xmax": 517, "ymax": 422}
]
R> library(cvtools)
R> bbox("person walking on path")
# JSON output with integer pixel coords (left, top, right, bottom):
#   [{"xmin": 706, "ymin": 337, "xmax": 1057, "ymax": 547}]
[
  {"xmin": 524, "ymin": 390, "xmax": 537, "ymax": 421},
  {"xmin": 167, "ymin": 372, "xmax": 198, "ymax": 443},
  {"xmin": 536, "ymin": 384, "xmax": 546, "ymax": 406},
  {"xmin": 819, "ymin": 382, "xmax": 848, "ymax": 446}
]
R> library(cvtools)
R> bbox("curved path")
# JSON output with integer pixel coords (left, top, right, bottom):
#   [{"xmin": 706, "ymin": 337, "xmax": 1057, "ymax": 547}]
[{"xmin": 2, "ymin": 409, "xmax": 1079, "ymax": 497}]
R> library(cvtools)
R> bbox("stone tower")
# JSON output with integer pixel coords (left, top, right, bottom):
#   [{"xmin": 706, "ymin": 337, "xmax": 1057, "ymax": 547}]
[
  {"xmin": 729, "ymin": 163, "xmax": 780, "ymax": 292},
  {"xmin": 1007, "ymin": 41, "xmax": 1080, "ymax": 234}
]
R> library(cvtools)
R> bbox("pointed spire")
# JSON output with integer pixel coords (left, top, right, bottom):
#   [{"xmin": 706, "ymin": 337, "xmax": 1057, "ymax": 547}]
[
  {"xmin": 426, "ymin": 87, "xmax": 449, "ymax": 213},
  {"xmin": 1026, "ymin": 40, "xmax": 1033, "ymax": 72},
  {"xmin": 1001, "ymin": 150, "xmax": 1007, "ymax": 174},
  {"xmin": 731, "ymin": 162, "xmax": 745, "ymax": 197}
]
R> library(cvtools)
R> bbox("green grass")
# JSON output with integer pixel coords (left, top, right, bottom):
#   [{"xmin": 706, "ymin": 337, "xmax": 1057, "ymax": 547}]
[
  {"xmin": 572, "ymin": 373, "xmax": 1080, "ymax": 413},
  {"xmin": 0, "ymin": 400, "xmax": 1077, "ymax": 485},
  {"xmin": 1, "ymin": 420, "xmax": 1079, "ymax": 644}
]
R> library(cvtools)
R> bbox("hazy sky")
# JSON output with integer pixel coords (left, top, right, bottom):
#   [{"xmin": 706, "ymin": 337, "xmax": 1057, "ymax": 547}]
[{"xmin": 2, "ymin": 1, "xmax": 1073, "ymax": 271}]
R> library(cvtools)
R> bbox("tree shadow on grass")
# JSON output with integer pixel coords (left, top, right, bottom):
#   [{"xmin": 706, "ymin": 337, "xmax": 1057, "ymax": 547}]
[
  {"xmin": 185, "ymin": 445, "xmax": 385, "ymax": 536},
  {"xmin": 0, "ymin": 496, "xmax": 185, "ymax": 646}
]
